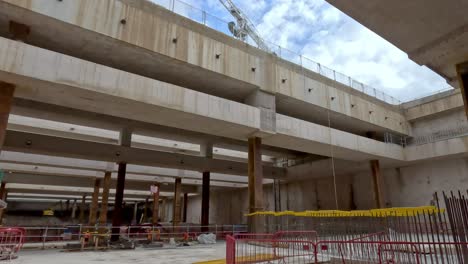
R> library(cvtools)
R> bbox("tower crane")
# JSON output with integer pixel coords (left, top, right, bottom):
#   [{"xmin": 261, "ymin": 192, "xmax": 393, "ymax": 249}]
[{"xmin": 218, "ymin": 0, "xmax": 271, "ymax": 53}]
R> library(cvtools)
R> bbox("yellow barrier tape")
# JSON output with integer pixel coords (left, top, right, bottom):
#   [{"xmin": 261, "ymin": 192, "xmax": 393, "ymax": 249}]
[{"xmin": 245, "ymin": 206, "xmax": 445, "ymax": 217}]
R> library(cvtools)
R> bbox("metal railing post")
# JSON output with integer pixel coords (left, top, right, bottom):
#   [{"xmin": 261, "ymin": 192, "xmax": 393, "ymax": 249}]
[{"xmin": 42, "ymin": 226, "xmax": 48, "ymax": 250}]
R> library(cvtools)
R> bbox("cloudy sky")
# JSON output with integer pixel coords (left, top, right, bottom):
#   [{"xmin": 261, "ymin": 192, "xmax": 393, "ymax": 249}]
[{"xmin": 155, "ymin": 0, "xmax": 451, "ymax": 102}]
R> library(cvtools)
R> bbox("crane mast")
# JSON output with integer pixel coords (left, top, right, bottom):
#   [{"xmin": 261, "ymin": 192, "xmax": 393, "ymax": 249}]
[{"xmin": 218, "ymin": 0, "xmax": 271, "ymax": 52}]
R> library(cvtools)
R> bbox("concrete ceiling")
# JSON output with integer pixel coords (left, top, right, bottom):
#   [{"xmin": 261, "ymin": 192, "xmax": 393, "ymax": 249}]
[{"xmin": 326, "ymin": 0, "xmax": 468, "ymax": 88}]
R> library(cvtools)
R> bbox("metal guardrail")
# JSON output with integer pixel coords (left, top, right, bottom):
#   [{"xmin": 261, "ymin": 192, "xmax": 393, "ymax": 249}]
[
  {"xmin": 18, "ymin": 224, "xmax": 247, "ymax": 249},
  {"xmin": 385, "ymin": 125, "xmax": 468, "ymax": 147},
  {"xmin": 150, "ymin": 0, "xmax": 402, "ymax": 105}
]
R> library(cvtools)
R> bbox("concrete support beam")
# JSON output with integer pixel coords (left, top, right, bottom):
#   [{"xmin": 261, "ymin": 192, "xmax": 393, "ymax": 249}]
[
  {"xmin": 0, "ymin": 83, "xmax": 14, "ymax": 152},
  {"xmin": 248, "ymin": 137, "xmax": 264, "ymax": 233},
  {"xmin": 3, "ymin": 130, "xmax": 286, "ymax": 179},
  {"xmin": 111, "ymin": 162, "xmax": 126, "ymax": 241},
  {"xmin": 88, "ymin": 178, "xmax": 101, "ymax": 226},
  {"xmin": 456, "ymin": 62, "xmax": 468, "ymax": 119},
  {"xmin": 98, "ymin": 171, "xmax": 112, "ymax": 225},
  {"xmin": 152, "ymin": 183, "xmax": 160, "ymax": 226},
  {"xmin": 79, "ymin": 195, "xmax": 86, "ymax": 224},
  {"xmin": 370, "ymin": 160, "xmax": 385, "ymax": 209},
  {"xmin": 172, "ymin": 178, "xmax": 182, "ymax": 226}
]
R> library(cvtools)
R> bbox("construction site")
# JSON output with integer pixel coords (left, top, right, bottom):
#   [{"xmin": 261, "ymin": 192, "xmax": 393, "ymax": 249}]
[{"xmin": 0, "ymin": 0, "xmax": 467, "ymax": 263}]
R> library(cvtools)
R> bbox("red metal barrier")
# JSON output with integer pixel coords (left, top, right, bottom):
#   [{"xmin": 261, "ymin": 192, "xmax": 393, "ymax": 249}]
[
  {"xmin": 227, "ymin": 232, "xmax": 468, "ymax": 263},
  {"xmin": 0, "ymin": 227, "xmax": 25, "ymax": 260}
]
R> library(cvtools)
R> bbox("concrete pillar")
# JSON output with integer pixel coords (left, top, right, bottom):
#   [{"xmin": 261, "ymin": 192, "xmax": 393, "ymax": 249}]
[
  {"xmin": 456, "ymin": 62, "xmax": 468, "ymax": 119},
  {"xmin": 99, "ymin": 171, "xmax": 112, "ymax": 225},
  {"xmin": 152, "ymin": 183, "xmax": 160, "ymax": 226},
  {"xmin": 248, "ymin": 137, "xmax": 264, "ymax": 233},
  {"xmin": 172, "ymin": 178, "xmax": 182, "ymax": 226},
  {"xmin": 0, "ymin": 83, "xmax": 14, "ymax": 152},
  {"xmin": 88, "ymin": 178, "xmax": 101, "ymax": 226},
  {"xmin": 111, "ymin": 162, "xmax": 126, "ymax": 241},
  {"xmin": 79, "ymin": 195, "xmax": 86, "ymax": 224},
  {"xmin": 201, "ymin": 172, "xmax": 210, "ymax": 231},
  {"xmin": 160, "ymin": 198, "xmax": 167, "ymax": 222},
  {"xmin": 132, "ymin": 202, "xmax": 138, "ymax": 225},
  {"xmin": 0, "ymin": 182, "xmax": 7, "ymax": 225},
  {"xmin": 370, "ymin": 160, "xmax": 385, "ymax": 209},
  {"xmin": 71, "ymin": 199, "xmax": 77, "ymax": 219}
]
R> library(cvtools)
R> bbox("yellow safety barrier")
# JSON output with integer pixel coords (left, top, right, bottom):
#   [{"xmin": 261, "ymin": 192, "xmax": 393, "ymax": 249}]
[{"xmin": 245, "ymin": 206, "xmax": 445, "ymax": 217}]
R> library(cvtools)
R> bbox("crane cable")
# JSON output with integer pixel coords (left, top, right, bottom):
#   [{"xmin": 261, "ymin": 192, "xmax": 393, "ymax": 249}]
[{"xmin": 320, "ymin": 65, "xmax": 339, "ymax": 210}]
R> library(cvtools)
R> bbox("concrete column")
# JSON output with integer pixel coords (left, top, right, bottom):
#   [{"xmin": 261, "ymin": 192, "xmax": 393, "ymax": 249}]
[
  {"xmin": 160, "ymin": 198, "xmax": 167, "ymax": 222},
  {"xmin": 71, "ymin": 199, "xmax": 77, "ymax": 219},
  {"xmin": 201, "ymin": 172, "xmax": 210, "ymax": 231},
  {"xmin": 0, "ymin": 182, "xmax": 7, "ymax": 225},
  {"xmin": 152, "ymin": 183, "xmax": 160, "ymax": 226},
  {"xmin": 99, "ymin": 171, "xmax": 112, "ymax": 225},
  {"xmin": 172, "ymin": 178, "xmax": 182, "ymax": 226},
  {"xmin": 111, "ymin": 162, "xmax": 126, "ymax": 241},
  {"xmin": 0, "ymin": 83, "xmax": 14, "ymax": 152},
  {"xmin": 456, "ymin": 62, "xmax": 468, "ymax": 119},
  {"xmin": 370, "ymin": 160, "xmax": 385, "ymax": 209},
  {"xmin": 79, "ymin": 195, "xmax": 86, "ymax": 224},
  {"xmin": 248, "ymin": 137, "xmax": 264, "ymax": 233},
  {"xmin": 88, "ymin": 178, "xmax": 101, "ymax": 226}
]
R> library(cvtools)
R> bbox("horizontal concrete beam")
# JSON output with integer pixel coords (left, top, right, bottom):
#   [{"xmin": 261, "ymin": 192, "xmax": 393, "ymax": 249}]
[
  {"xmin": 12, "ymin": 99, "xmax": 301, "ymax": 159},
  {"xmin": 7, "ymin": 188, "xmax": 153, "ymax": 199},
  {"xmin": 2, "ymin": 171, "xmax": 198, "ymax": 193},
  {"xmin": 3, "ymin": 130, "xmax": 286, "ymax": 179},
  {"xmin": 0, "ymin": 152, "xmax": 253, "ymax": 185}
]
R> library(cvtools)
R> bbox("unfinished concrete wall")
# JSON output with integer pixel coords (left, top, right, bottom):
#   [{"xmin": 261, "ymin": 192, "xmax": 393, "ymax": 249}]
[
  {"xmin": 410, "ymin": 109, "xmax": 467, "ymax": 137},
  {"xmin": 352, "ymin": 157, "xmax": 468, "ymax": 209},
  {"xmin": 185, "ymin": 175, "xmax": 353, "ymax": 225}
]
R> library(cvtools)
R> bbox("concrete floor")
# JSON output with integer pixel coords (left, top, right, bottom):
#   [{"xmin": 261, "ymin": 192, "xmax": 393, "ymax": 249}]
[{"xmin": 13, "ymin": 243, "xmax": 227, "ymax": 264}]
